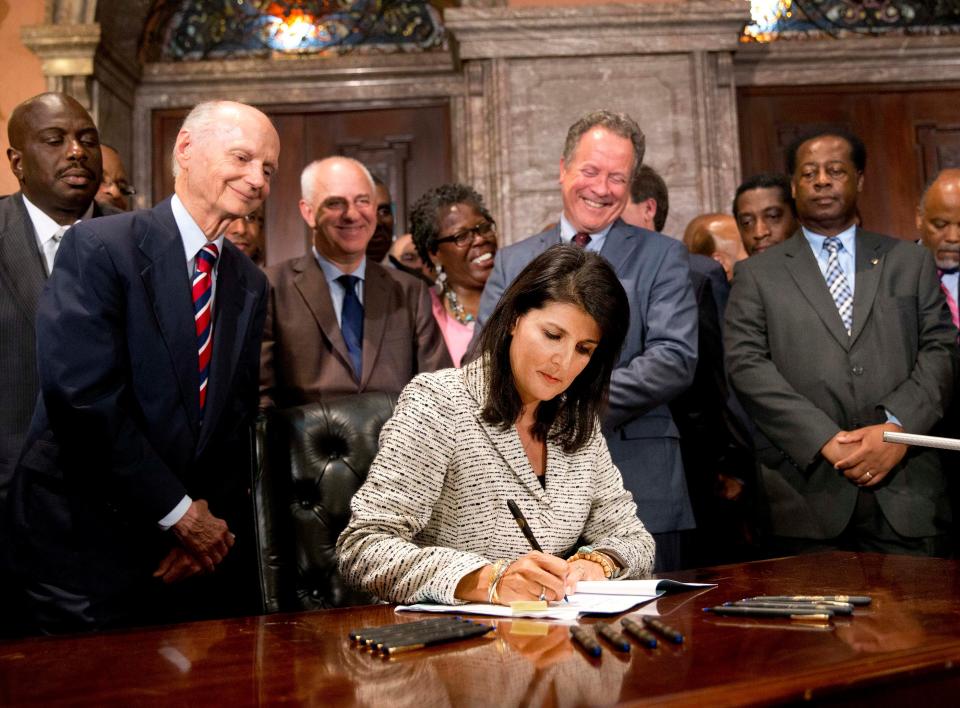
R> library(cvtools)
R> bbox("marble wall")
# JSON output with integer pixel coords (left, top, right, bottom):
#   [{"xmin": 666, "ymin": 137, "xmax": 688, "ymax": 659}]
[
  {"xmin": 17, "ymin": 1, "xmax": 960, "ymax": 246},
  {"xmin": 446, "ymin": 1, "xmax": 748, "ymax": 241}
]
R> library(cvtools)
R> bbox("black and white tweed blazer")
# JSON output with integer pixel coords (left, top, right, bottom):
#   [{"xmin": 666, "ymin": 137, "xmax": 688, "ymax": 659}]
[{"xmin": 336, "ymin": 358, "xmax": 656, "ymax": 604}]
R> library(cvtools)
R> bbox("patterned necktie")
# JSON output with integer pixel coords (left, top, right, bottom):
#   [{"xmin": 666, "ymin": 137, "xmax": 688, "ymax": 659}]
[
  {"xmin": 338, "ymin": 274, "xmax": 364, "ymax": 382},
  {"xmin": 572, "ymin": 232, "xmax": 592, "ymax": 248},
  {"xmin": 193, "ymin": 243, "xmax": 219, "ymax": 414},
  {"xmin": 44, "ymin": 226, "xmax": 68, "ymax": 275},
  {"xmin": 823, "ymin": 237, "xmax": 853, "ymax": 335},
  {"xmin": 938, "ymin": 269, "xmax": 960, "ymax": 330}
]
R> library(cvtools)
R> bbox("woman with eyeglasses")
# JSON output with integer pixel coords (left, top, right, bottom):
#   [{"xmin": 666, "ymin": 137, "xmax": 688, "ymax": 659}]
[
  {"xmin": 409, "ymin": 184, "xmax": 499, "ymax": 366},
  {"xmin": 337, "ymin": 245, "xmax": 654, "ymax": 606}
]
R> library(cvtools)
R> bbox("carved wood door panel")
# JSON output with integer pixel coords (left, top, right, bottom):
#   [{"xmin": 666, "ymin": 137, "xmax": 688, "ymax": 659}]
[{"xmin": 738, "ymin": 84, "xmax": 960, "ymax": 240}]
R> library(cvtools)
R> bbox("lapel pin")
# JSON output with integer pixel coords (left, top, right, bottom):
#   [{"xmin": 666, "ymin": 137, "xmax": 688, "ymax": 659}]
[{"xmin": 870, "ymin": 257, "xmax": 879, "ymax": 265}]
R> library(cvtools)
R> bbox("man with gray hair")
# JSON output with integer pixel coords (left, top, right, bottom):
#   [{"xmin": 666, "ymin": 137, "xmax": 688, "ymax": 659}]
[
  {"xmin": 259, "ymin": 156, "xmax": 449, "ymax": 409},
  {"xmin": 477, "ymin": 109, "xmax": 698, "ymax": 571},
  {"xmin": 8, "ymin": 100, "xmax": 278, "ymax": 632}
]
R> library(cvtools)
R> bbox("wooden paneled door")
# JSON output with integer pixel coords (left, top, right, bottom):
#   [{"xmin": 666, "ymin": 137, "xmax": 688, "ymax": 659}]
[
  {"xmin": 152, "ymin": 102, "xmax": 452, "ymax": 265},
  {"xmin": 738, "ymin": 84, "xmax": 960, "ymax": 240}
]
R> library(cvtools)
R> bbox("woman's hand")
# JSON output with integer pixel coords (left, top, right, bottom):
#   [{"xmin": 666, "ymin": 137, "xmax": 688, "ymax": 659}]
[
  {"xmin": 496, "ymin": 552, "xmax": 569, "ymax": 604},
  {"xmin": 564, "ymin": 558, "xmax": 607, "ymax": 594}
]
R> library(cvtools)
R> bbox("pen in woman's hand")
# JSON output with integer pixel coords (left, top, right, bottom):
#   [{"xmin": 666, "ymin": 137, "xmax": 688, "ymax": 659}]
[
  {"xmin": 506, "ymin": 499, "xmax": 542, "ymax": 551},
  {"xmin": 506, "ymin": 499, "xmax": 568, "ymax": 601}
]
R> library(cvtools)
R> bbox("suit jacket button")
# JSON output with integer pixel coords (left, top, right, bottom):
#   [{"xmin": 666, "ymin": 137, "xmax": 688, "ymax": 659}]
[{"xmin": 852, "ymin": 365, "xmax": 864, "ymax": 376}]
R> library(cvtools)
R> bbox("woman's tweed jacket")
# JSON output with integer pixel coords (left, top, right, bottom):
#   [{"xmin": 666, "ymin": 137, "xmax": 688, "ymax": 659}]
[{"xmin": 336, "ymin": 358, "xmax": 655, "ymax": 604}]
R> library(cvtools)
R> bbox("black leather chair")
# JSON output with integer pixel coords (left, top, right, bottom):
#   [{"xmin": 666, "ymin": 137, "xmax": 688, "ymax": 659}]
[{"xmin": 253, "ymin": 392, "xmax": 397, "ymax": 613}]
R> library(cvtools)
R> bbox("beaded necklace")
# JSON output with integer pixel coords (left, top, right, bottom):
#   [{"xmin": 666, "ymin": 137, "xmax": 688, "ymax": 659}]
[{"xmin": 443, "ymin": 286, "xmax": 475, "ymax": 324}]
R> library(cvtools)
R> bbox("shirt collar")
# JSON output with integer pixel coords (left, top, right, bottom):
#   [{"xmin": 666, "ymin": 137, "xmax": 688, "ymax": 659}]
[
  {"xmin": 21, "ymin": 193, "xmax": 93, "ymax": 244},
  {"xmin": 312, "ymin": 245, "xmax": 366, "ymax": 283},
  {"xmin": 559, "ymin": 213, "xmax": 615, "ymax": 242},
  {"xmin": 801, "ymin": 222, "xmax": 857, "ymax": 253},
  {"xmin": 172, "ymin": 194, "xmax": 225, "ymax": 263}
]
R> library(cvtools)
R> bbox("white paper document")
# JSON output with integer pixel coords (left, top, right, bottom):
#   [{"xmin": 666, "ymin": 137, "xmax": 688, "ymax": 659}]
[
  {"xmin": 396, "ymin": 578, "xmax": 715, "ymax": 620},
  {"xmin": 574, "ymin": 579, "xmax": 715, "ymax": 596}
]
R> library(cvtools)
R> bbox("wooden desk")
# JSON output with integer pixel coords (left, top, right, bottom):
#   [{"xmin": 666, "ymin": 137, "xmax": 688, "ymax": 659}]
[{"xmin": 2, "ymin": 552, "xmax": 959, "ymax": 706}]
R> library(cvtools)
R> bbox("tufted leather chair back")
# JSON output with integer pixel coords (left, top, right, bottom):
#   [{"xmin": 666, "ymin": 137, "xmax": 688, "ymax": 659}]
[{"xmin": 254, "ymin": 392, "xmax": 397, "ymax": 612}]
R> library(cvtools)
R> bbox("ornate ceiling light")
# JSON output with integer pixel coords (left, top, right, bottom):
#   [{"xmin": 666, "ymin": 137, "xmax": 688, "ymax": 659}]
[
  {"xmin": 142, "ymin": 0, "xmax": 447, "ymax": 62},
  {"xmin": 741, "ymin": 0, "xmax": 960, "ymax": 43}
]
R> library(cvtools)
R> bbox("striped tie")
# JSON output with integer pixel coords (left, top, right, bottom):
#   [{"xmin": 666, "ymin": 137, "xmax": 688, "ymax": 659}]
[
  {"xmin": 193, "ymin": 243, "xmax": 219, "ymax": 414},
  {"xmin": 823, "ymin": 237, "xmax": 853, "ymax": 335},
  {"xmin": 938, "ymin": 269, "xmax": 960, "ymax": 330}
]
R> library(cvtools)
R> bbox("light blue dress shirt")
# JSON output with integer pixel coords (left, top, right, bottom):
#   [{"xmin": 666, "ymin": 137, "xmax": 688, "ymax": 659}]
[
  {"xmin": 312, "ymin": 246, "xmax": 366, "ymax": 327},
  {"xmin": 802, "ymin": 223, "xmax": 857, "ymax": 295},
  {"xmin": 559, "ymin": 214, "xmax": 614, "ymax": 253}
]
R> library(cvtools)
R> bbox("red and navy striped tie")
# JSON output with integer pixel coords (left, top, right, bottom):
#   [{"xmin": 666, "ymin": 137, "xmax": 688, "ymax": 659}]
[{"xmin": 193, "ymin": 243, "xmax": 219, "ymax": 415}]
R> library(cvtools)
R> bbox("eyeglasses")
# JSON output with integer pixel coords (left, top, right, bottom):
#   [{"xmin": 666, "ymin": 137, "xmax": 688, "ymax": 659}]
[
  {"xmin": 433, "ymin": 221, "xmax": 496, "ymax": 248},
  {"xmin": 101, "ymin": 178, "xmax": 137, "ymax": 197}
]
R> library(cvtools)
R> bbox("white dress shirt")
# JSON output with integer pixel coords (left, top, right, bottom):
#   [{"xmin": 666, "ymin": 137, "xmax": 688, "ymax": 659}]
[
  {"xmin": 158, "ymin": 195, "xmax": 226, "ymax": 530},
  {"xmin": 21, "ymin": 194, "xmax": 93, "ymax": 274}
]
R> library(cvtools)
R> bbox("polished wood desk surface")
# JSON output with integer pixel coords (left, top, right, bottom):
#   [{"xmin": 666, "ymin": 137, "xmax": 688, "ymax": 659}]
[{"xmin": 2, "ymin": 552, "xmax": 960, "ymax": 706}]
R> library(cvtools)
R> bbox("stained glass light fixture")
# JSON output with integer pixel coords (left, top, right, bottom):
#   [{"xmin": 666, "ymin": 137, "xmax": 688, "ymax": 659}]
[
  {"xmin": 741, "ymin": 0, "xmax": 960, "ymax": 42},
  {"xmin": 143, "ymin": 0, "xmax": 447, "ymax": 61},
  {"xmin": 742, "ymin": 0, "xmax": 793, "ymax": 43}
]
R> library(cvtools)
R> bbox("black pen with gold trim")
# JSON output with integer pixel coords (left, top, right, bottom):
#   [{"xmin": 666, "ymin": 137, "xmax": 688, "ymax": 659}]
[
  {"xmin": 706, "ymin": 606, "xmax": 833, "ymax": 620},
  {"xmin": 747, "ymin": 594, "xmax": 871, "ymax": 606}
]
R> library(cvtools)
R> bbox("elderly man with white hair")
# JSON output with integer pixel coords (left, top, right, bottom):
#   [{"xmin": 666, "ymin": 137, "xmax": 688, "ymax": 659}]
[
  {"xmin": 259, "ymin": 156, "xmax": 450, "ymax": 410},
  {"xmin": 8, "ymin": 100, "xmax": 279, "ymax": 633}
]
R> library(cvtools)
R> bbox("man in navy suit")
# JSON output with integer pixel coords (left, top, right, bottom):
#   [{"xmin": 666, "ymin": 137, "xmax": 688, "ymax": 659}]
[
  {"xmin": 7, "ymin": 100, "xmax": 279, "ymax": 632},
  {"xmin": 477, "ymin": 110, "xmax": 698, "ymax": 571},
  {"xmin": 620, "ymin": 163, "xmax": 754, "ymax": 567}
]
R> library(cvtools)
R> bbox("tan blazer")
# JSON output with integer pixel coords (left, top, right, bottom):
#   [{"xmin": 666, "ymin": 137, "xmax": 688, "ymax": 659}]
[{"xmin": 260, "ymin": 253, "xmax": 451, "ymax": 409}]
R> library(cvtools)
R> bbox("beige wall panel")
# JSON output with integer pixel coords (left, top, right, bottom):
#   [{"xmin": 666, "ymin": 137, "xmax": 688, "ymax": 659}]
[
  {"xmin": 0, "ymin": 0, "xmax": 47, "ymax": 194},
  {"xmin": 501, "ymin": 54, "xmax": 699, "ymax": 241}
]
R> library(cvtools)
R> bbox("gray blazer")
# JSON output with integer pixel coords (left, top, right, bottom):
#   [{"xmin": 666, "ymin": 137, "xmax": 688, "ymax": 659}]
[
  {"xmin": 725, "ymin": 229, "xmax": 956, "ymax": 539},
  {"xmin": 476, "ymin": 220, "xmax": 699, "ymax": 534},
  {"xmin": 336, "ymin": 359, "xmax": 655, "ymax": 604}
]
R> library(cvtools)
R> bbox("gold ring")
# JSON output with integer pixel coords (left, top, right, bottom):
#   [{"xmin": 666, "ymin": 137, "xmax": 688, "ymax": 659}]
[{"xmin": 863, "ymin": 471, "xmax": 873, "ymax": 481}]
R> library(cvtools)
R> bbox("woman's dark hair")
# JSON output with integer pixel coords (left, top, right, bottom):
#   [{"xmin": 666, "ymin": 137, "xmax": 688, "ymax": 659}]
[
  {"xmin": 478, "ymin": 244, "xmax": 630, "ymax": 454},
  {"xmin": 409, "ymin": 183, "xmax": 493, "ymax": 268}
]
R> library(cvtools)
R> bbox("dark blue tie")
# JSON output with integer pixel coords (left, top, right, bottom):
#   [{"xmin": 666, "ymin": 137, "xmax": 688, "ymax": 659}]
[{"xmin": 338, "ymin": 274, "xmax": 364, "ymax": 381}]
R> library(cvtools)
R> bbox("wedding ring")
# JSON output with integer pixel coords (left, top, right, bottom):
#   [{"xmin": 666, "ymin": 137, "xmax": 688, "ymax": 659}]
[
  {"xmin": 538, "ymin": 586, "xmax": 547, "ymax": 601},
  {"xmin": 863, "ymin": 471, "xmax": 873, "ymax": 481}
]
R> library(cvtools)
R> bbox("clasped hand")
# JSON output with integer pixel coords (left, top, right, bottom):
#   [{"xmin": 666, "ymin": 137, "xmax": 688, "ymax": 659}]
[
  {"xmin": 820, "ymin": 423, "xmax": 907, "ymax": 488},
  {"xmin": 153, "ymin": 499, "xmax": 234, "ymax": 584}
]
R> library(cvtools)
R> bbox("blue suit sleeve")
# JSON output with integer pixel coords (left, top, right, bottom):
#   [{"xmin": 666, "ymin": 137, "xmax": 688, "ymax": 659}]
[
  {"xmin": 476, "ymin": 247, "xmax": 509, "ymax": 328},
  {"xmin": 36, "ymin": 224, "xmax": 188, "ymax": 523},
  {"xmin": 605, "ymin": 239, "xmax": 698, "ymax": 428}
]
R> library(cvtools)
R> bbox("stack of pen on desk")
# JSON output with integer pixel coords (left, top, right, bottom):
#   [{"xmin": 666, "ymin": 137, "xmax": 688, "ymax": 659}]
[
  {"xmin": 349, "ymin": 617, "xmax": 493, "ymax": 656},
  {"xmin": 705, "ymin": 594, "xmax": 872, "ymax": 622},
  {"xmin": 570, "ymin": 616, "xmax": 685, "ymax": 656}
]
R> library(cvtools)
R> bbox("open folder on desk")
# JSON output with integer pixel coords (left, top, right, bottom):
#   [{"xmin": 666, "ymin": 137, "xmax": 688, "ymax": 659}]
[{"xmin": 396, "ymin": 579, "xmax": 716, "ymax": 620}]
